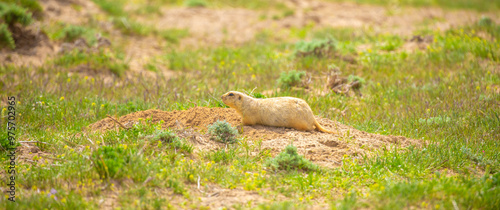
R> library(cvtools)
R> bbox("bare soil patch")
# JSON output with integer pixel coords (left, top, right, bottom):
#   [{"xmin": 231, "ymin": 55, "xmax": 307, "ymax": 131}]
[
  {"xmin": 0, "ymin": 0, "xmax": 98, "ymax": 67},
  {"xmin": 41, "ymin": 0, "xmax": 102, "ymax": 25},
  {"xmin": 198, "ymin": 186, "xmax": 271, "ymax": 209},
  {"xmin": 147, "ymin": 0, "xmax": 499, "ymax": 47},
  {"xmin": 88, "ymin": 107, "xmax": 420, "ymax": 168},
  {"xmin": 0, "ymin": 24, "xmax": 55, "ymax": 67}
]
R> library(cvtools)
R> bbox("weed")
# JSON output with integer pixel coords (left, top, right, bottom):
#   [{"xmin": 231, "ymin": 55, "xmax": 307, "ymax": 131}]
[
  {"xmin": 347, "ymin": 74, "xmax": 366, "ymax": 85},
  {"xmin": 184, "ymin": 0, "xmax": 207, "ymax": 7},
  {"xmin": 59, "ymin": 25, "xmax": 86, "ymax": 42},
  {"xmin": 204, "ymin": 147, "xmax": 237, "ymax": 163},
  {"xmin": 207, "ymin": 120, "xmax": 239, "ymax": 144},
  {"xmin": 92, "ymin": 146, "xmax": 130, "ymax": 179},
  {"xmin": 151, "ymin": 130, "xmax": 193, "ymax": 153},
  {"xmin": 294, "ymin": 38, "xmax": 336, "ymax": 57},
  {"xmin": 478, "ymin": 16, "xmax": 493, "ymax": 27},
  {"xmin": 250, "ymin": 92, "xmax": 267, "ymax": 99},
  {"xmin": 277, "ymin": 70, "xmax": 306, "ymax": 89},
  {"xmin": 113, "ymin": 17, "xmax": 153, "ymax": 36},
  {"xmin": 166, "ymin": 179, "xmax": 186, "ymax": 194},
  {"xmin": 418, "ymin": 116, "xmax": 451, "ymax": 125},
  {"xmin": 134, "ymin": 4, "xmax": 162, "ymax": 16},
  {"xmin": 0, "ymin": 2, "xmax": 33, "ymax": 49},
  {"xmin": 3, "ymin": 0, "xmax": 43, "ymax": 16},
  {"xmin": 0, "ymin": 23, "xmax": 15, "ymax": 49},
  {"xmin": 158, "ymin": 28, "xmax": 189, "ymax": 44},
  {"xmin": 265, "ymin": 144, "xmax": 319, "ymax": 172},
  {"xmin": 52, "ymin": 50, "xmax": 128, "ymax": 76},
  {"xmin": 379, "ymin": 37, "xmax": 403, "ymax": 51},
  {"xmin": 0, "ymin": 2, "xmax": 33, "ymax": 27},
  {"xmin": 0, "ymin": 135, "xmax": 19, "ymax": 153},
  {"xmin": 91, "ymin": 0, "xmax": 125, "ymax": 17}
]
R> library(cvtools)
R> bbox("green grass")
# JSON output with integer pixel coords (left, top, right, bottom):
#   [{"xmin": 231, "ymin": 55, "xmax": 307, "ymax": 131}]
[
  {"xmin": 91, "ymin": 0, "xmax": 126, "ymax": 17},
  {"xmin": 184, "ymin": 0, "xmax": 207, "ymax": 8},
  {"xmin": 51, "ymin": 49, "xmax": 129, "ymax": 76},
  {"xmin": 158, "ymin": 28, "xmax": 189, "ymax": 44},
  {"xmin": 1, "ymin": 3, "xmax": 500, "ymax": 208},
  {"xmin": 46, "ymin": 23, "xmax": 101, "ymax": 44}
]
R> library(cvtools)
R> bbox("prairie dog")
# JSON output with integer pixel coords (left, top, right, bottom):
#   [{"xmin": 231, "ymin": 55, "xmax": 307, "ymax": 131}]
[{"xmin": 221, "ymin": 91, "xmax": 336, "ymax": 134}]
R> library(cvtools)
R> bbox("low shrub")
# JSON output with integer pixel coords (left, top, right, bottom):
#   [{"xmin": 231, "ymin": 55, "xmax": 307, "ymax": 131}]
[
  {"xmin": 207, "ymin": 120, "xmax": 239, "ymax": 144},
  {"xmin": 277, "ymin": 70, "xmax": 306, "ymax": 89},
  {"xmin": 266, "ymin": 144, "xmax": 319, "ymax": 172}
]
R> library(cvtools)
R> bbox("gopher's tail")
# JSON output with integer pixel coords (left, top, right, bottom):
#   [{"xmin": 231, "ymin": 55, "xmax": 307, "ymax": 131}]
[{"xmin": 314, "ymin": 120, "xmax": 337, "ymax": 134}]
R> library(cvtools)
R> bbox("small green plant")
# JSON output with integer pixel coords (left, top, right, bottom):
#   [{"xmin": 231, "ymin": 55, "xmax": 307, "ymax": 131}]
[
  {"xmin": 113, "ymin": 17, "xmax": 153, "ymax": 36},
  {"xmin": 478, "ymin": 16, "xmax": 493, "ymax": 27},
  {"xmin": 0, "ymin": 2, "xmax": 33, "ymax": 49},
  {"xmin": 166, "ymin": 179, "xmax": 186, "ymax": 195},
  {"xmin": 47, "ymin": 23, "xmax": 99, "ymax": 45},
  {"xmin": 92, "ymin": 146, "xmax": 130, "ymax": 179},
  {"xmin": 91, "ymin": 0, "xmax": 125, "ymax": 17},
  {"xmin": 152, "ymin": 130, "xmax": 193, "ymax": 153},
  {"xmin": 282, "ymin": 9, "xmax": 294, "ymax": 18},
  {"xmin": 52, "ymin": 50, "xmax": 128, "ymax": 76},
  {"xmin": 347, "ymin": 75, "xmax": 366, "ymax": 85},
  {"xmin": 207, "ymin": 120, "xmax": 239, "ymax": 144},
  {"xmin": 0, "ymin": 24, "xmax": 15, "ymax": 49},
  {"xmin": 4, "ymin": 0, "xmax": 43, "ymax": 17},
  {"xmin": 59, "ymin": 25, "xmax": 86, "ymax": 42},
  {"xmin": 158, "ymin": 28, "xmax": 189, "ymax": 44},
  {"xmin": 380, "ymin": 38, "xmax": 403, "ymax": 51},
  {"xmin": 265, "ymin": 144, "xmax": 319, "ymax": 172},
  {"xmin": 418, "ymin": 116, "xmax": 451, "ymax": 125},
  {"xmin": 0, "ymin": 135, "xmax": 19, "ymax": 154},
  {"xmin": 277, "ymin": 70, "xmax": 306, "ymax": 89},
  {"xmin": 0, "ymin": 2, "xmax": 33, "ymax": 27},
  {"xmin": 294, "ymin": 38, "xmax": 336, "ymax": 57},
  {"xmin": 134, "ymin": 4, "xmax": 162, "ymax": 16},
  {"xmin": 251, "ymin": 92, "xmax": 266, "ymax": 99},
  {"xmin": 204, "ymin": 147, "xmax": 237, "ymax": 163},
  {"xmin": 184, "ymin": 0, "xmax": 207, "ymax": 8}
]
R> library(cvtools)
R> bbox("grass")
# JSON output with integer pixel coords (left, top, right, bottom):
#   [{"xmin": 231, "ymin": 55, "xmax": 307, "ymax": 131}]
[
  {"xmin": 46, "ymin": 23, "xmax": 101, "ymax": 44},
  {"xmin": 158, "ymin": 28, "xmax": 189, "ymax": 44},
  {"xmin": 184, "ymin": 0, "xmax": 208, "ymax": 8},
  {"xmin": 51, "ymin": 49, "xmax": 129, "ymax": 76},
  {"xmin": 1, "ymin": 0, "xmax": 500, "ymax": 209}
]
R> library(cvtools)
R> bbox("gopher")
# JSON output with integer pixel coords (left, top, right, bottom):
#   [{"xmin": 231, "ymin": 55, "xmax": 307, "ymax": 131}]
[{"xmin": 221, "ymin": 91, "xmax": 337, "ymax": 134}]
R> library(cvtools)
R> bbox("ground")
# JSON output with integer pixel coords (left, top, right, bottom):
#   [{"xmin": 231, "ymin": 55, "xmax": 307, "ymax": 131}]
[{"xmin": 1, "ymin": 0, "xmax": 499, "ymax": 209}]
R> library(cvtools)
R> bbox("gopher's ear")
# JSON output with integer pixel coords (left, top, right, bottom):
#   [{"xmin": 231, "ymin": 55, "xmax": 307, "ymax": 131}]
[{"xmin": 238, "ymin": 96, "xmax": 241, "ymax": 100}]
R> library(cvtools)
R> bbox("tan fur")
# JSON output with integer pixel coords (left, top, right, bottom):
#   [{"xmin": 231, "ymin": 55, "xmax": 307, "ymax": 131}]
[{"xmin": 221, "ymin": 91, "xmax": 337, "ymax": 134}]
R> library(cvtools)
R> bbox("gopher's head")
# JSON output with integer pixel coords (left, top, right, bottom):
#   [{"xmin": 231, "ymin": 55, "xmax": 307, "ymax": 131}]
[{"xmin": 221, "ymin": 91, "xmax": 246, "ymax": 109}]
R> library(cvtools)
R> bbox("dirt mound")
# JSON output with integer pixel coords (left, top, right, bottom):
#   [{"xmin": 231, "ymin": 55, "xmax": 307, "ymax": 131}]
[{"xmin": 88, "ymin": 107, "xmax": 420, "ymax": 168}]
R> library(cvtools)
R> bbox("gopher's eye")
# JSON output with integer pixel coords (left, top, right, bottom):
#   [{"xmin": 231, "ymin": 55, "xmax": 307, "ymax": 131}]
[{"xmin": 229, "ymin": 93, "xmax": 234, "ymax": 96}]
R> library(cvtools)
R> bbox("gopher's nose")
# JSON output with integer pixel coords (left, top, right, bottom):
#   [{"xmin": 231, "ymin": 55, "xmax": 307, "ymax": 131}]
[{"xmin": 220, "ymin": 96, "xmax": 223, "ymax": 99}]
